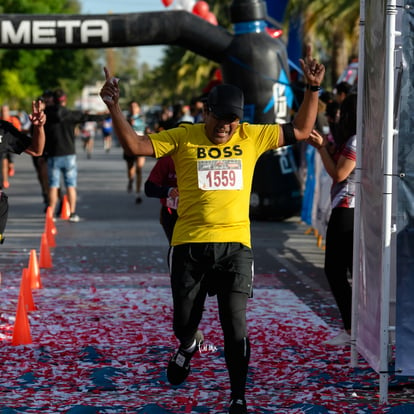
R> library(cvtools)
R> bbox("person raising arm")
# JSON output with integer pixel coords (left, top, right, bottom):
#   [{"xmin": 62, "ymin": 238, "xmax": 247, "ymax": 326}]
[{"xmin": 99, "ymin": 46, "xmax": 325, "ymax": 414}]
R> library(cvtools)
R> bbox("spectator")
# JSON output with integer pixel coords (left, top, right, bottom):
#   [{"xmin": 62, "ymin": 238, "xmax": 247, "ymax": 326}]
[
  {"xmin": 175, "ymin": 103, "xmax": 194, "ymax": 124},
  {"xmin": 0, "ymin": 100, "xmax": 46, "ymax": 242},
  {"xmin": 80, "ymin": 117, "xmax": 97, "ymax": 159},
  {"xmin": 307, "ymin": 93, "xmax": 358, "ymax": 346},
  {"xmin": 1, "ymin": 104, "xmax": 21, "ymax": 188},
  {"xmin": 125, "ymin": 100, "xmax": 147, "ymax": 204},
  {"xmin": 144, "ymin": 156, "xmax": 178, "ymax": 244},
  {"xmin": 44, "ymin": 88, "xmax": 105, "ymax": 222},
  {"xmin": 334, "ymin": 81, "xmax": 352, "ymax": 105},
  {"xmin": 102, "ymin": 114, "xmax": 113, "ymax": 153},
  {"xmin": 190, "ymin": 96, "xmax": 205, "ymax": 123},
  {"xmin": 156, "ymin": 106, "xmax": 174, "ymax": 131}
]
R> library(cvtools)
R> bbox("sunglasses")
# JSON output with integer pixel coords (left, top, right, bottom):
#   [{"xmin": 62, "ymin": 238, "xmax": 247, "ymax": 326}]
[{"xmin": 209, "ymin": 111, "xmax": 239, "ymax": 123}]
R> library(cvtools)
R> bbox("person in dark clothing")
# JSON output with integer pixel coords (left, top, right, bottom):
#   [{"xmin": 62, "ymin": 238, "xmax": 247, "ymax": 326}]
[
  {"xmin": 0, "ymin": 100, "xmax": 46, "ymax": 242},
  {"xmin": 307, "ymin": 93, "xmax": 358, "ymax": 346},
  {"xmin": 144, "ymin": 156, "xmax": 178, "ymax": 243},
  {"xmin": 32, "ymin": 91, "xmax": 54, "ymax": 211},
  {"xmin": 44, "ymin": 89, "xmax": 105, "ymax": 222},
  {"xmin": 0, "ymin": 104, "xmax": 21, "ymax": 189}
]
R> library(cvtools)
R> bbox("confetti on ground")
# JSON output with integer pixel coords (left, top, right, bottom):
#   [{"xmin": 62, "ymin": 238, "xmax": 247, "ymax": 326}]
[{"xmin": 1, "ymin": 272, "xmax": 413, "ymax": 413}]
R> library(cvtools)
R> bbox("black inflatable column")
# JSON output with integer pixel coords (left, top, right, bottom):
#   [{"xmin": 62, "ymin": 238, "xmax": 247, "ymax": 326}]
[
  {"xmin": 222, "ymin": 0, "xmax": 302, "ymax": 220},
  {"xmin": 221, "ymin": 0, "xmax": 291, "ymax": 124}
]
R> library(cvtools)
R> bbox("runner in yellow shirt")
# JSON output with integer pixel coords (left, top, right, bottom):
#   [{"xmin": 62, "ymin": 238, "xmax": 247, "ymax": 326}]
[{"xmin": 100, "ymin": 46, "xmax": 325, "ymax": 414}]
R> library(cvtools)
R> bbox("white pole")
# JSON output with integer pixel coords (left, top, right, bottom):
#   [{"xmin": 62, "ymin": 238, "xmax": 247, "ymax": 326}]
[
  {"xmin": 379, "ymin": 0, "xmax": 398, "ymax": 404},
  {"xmin": 350, "ymin": 0, "xmax": 365, "ymax": 367}
]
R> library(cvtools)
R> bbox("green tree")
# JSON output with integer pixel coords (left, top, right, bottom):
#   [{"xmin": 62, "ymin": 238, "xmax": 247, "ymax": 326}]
[
  {"xmin": 133, "ymin": 46, "xmax": 215, "ymax": 107},
  {"xmin": 134, "ymin": 0, "xmax": 232, "ymax": 107},
  {"xmin": 0, "ymin": 0, "xmax": 101, "ymax": 110},
  {"xmin": 285, "ymin": 0, "xmax": 360, "ymax": 87}
]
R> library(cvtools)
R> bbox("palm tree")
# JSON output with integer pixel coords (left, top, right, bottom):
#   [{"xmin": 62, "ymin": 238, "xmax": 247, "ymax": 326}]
[{"xmin": 285, "ymin": 0, "xmax": 360, "ymax": 87}]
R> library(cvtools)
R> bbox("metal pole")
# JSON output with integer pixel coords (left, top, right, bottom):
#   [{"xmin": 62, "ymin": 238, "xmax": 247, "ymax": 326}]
[
  {"xmin": 379, "ymin": 0, "xmax": 398, "ymax": 404},
  {"xmin": 350, "ymin": 0, "xmax": 365, "ymax": 367}
]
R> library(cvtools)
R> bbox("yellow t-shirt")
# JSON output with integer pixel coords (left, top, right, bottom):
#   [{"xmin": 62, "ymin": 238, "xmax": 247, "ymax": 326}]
[{"xmin": 149, "ymin": 123, "xmax": 281, "ymax": 248}]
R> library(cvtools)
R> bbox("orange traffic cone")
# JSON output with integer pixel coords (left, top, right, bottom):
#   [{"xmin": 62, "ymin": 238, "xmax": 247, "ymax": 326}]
[
  {"xmin": 11, "ymin": 292, "xmax": 32, "ymax": 346},
  {"xmin": 46, "ymin": 206, "xmax": 57, "ymax": 234},
  {"xmin": 45, "ymin": 211, "xmax": 56, "ymax": 248},
  {"xmin": 60, "ymin": 195, "xmax": 70, "ymax": 220},
  {"xmin": 20, "ymin": 268, "xmax": 36, "ymax": 312},
  {"xmin": 28, "ymin": 249, "xmax": 42, "ymax": 289},
  {"xmin": 39, "ymin": 233, "xmax": 52, "ymax": 269}
]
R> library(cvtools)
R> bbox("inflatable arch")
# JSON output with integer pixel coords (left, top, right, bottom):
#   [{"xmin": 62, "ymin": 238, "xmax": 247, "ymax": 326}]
[{"xmin": 0, "ymin": 0, "xmax": 302, "ymax": 220}]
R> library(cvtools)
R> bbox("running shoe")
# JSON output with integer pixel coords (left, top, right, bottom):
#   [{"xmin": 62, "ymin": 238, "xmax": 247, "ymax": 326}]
[
  {"xmin": 69, "ymin": 213, "xmax": 80, "ymax": 223},
  {"xmin": 167, "ymin": 330, "xmax": 203, "ymax": 385},
  {"xmin": 229, "ymin": 398, "xmax": 247, "ymax": 414}
]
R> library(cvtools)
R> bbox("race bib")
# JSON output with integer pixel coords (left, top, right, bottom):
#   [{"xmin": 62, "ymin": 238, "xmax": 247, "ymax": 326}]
[{"xmin": 197, "ymin": 159, "xmax": 243, "ymax": 190}]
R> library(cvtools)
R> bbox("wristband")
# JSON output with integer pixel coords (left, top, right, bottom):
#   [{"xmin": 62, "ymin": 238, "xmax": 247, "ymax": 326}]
[{"xmin": 306, "ymin": 84, "xmax": 321, "ymax": 92}]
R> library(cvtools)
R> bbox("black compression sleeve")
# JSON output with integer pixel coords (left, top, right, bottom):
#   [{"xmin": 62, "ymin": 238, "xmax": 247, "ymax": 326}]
[
  {"xmin": 281, "ymin": 122, "xmax": 297, "ymax": 146},
  {"xmin": 144, "ymin": 180, "xmax": 169, "ymax": 199}
]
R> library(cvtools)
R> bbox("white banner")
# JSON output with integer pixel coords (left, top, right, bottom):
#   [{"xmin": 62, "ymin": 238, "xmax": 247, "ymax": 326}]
[{"xmin": 356, "ymin": 0, "xmax": 388, "ymax": 372}]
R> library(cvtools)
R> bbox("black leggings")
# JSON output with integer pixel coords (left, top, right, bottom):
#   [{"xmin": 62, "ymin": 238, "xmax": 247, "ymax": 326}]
[
  {"xmin": 169, "ymin": 243, "xmax": 252, "ymax": 399},
  {"xmin": 324, "ymin": 207, "xmax": 354, "ymax": 330},
  {"xmin": 169, "ymin": 243, "xmax": 252, "ymax": 343}
]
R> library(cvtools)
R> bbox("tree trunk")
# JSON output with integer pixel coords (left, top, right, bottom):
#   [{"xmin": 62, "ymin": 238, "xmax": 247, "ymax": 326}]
[{"xmin": 331, "ymin": 30, "xmax": 349, "ymax": 86}]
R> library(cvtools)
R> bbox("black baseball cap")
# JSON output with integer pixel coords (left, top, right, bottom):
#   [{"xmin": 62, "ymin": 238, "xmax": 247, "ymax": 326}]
[{"xmin": 207, "ymin": 84, "xmax": 244, "ymax": 121}]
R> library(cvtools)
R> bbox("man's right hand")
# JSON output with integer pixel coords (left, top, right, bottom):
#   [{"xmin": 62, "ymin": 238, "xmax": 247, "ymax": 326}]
[{"xmin": 100, "ymin": 67, "xmax": 120, "ymax": 107}]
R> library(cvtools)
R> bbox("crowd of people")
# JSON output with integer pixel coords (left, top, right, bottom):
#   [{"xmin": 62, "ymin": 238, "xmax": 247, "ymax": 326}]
[{"xmin": 1, "ymin": 89, "xmax": 205, "ymax": 219}]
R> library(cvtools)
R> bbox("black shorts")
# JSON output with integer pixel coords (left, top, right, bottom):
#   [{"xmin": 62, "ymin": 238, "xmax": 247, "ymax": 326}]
[{"xmin": 169, "ymin": 242, "xmax": 254, "ymax": 298}]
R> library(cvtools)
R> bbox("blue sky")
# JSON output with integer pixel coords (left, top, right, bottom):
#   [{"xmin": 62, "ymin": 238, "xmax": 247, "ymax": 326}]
[{"xmin": 80, "ymin": 0, "xmax": 168, "ymax": 66}]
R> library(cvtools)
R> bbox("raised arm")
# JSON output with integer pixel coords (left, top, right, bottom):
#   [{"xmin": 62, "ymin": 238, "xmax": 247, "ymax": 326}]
[
  {"xmin": 279, "ymin": 45, "xmax": 325, "ymax": 146},
  {"xmin": 100, "ymin": 67, "xmax": 155, "ymax": 157},
  {"xmin": 25, "ymin": 100, "xmax": 46, "ymax": 156}
]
